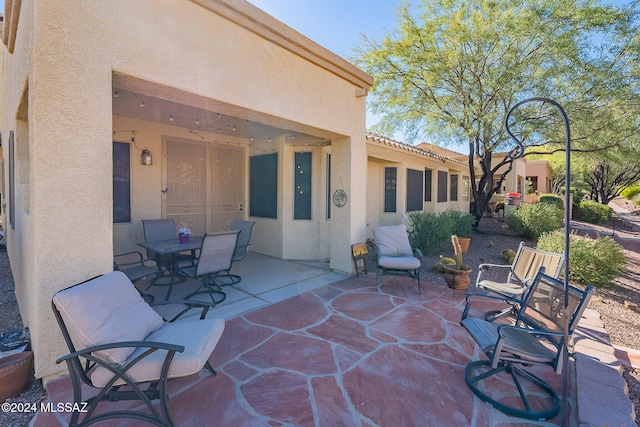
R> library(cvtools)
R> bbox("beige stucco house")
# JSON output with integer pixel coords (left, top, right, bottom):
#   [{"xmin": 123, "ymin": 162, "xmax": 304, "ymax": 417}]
[
  {"xmin": 367, "ymin": 133, "xmax": 470, "ymax": 231},
  {"xmin": 0, "ymin": 0, "xmax": 378, "ymax": 380},
  {"xmin": 417, "ymin": 143, "xmax": 553, "ymax": 210},
  {"xmin": 0, "ymin": 0, "xmax": 473, "ymax": 381}
]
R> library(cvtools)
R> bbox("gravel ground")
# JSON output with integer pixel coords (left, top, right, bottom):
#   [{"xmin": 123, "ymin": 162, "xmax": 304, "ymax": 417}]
[{"xmin": 1, "ymin": 203, "xmax": 639, "ymax": 426}]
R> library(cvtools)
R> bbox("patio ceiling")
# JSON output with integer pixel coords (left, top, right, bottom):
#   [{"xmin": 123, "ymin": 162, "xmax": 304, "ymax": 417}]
[{"xmin": 112, "ymin": 88, "xmax": 332, "ymax": 147}]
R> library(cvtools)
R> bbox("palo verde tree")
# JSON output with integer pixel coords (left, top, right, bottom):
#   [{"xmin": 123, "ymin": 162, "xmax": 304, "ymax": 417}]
[{"xmin": 355, "ymin": 0, "xmax": 638, "ymax": 224}]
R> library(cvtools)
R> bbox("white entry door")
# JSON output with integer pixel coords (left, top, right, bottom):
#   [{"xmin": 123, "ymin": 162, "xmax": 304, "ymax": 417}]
[{"xmin": 163, "ymin": 139, "xmax": 244, "ymax": 236}]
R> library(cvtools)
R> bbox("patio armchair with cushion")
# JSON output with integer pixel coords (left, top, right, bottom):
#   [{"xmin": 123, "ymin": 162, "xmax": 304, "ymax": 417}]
[
  {"xmin": 461, "ymin": 269, "xmax": 594, "ymax": 420},
  {"xmin": 180, "ymin": 230, "xmax": 240, "ymax": 303},
  {"xmin": 372, "ymin": 224, "xmax": 423, "ymax": 294},
  {"xmin": 475, "ymin": 241, "xmax": 564, "ymax": 321},
  {"xmin": 52, "ymin": 271, "xmax": 225, "ymax": 427}
]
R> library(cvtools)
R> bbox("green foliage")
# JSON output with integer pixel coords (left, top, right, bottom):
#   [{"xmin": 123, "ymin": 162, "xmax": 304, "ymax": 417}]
[
  {"xmin": 407, "ymin": 212, "xmax": 453, "ymax": 255},
  {"xmin": 538, "ymin": 194, "xmax": 564, "ymax": 211},
  {"xmin": 408, "ymin": 210, "xmax": 475, "ymax": 254},
  {"xmin": 502, "ymin": 249, "xmax": 516, "ymax": 264},
  {"xmin": 578, "ymin": 201, "xmax": 612, "ymax": 225},
  {"xmin": 620, "ymin": 185, "xmax": 640, "ymax": 200},
  {"xmin": 507, "ymin": 202, "xmax": 564, "ymax": 239},
  {"xmin": 440, "ymin": 209, "xmax": 475, "ymax": 237},
  {"xmin": 356, "ymin": 0, "xmax": 639, "ymax": 222},
  {"xmin": 537, "ymin": 231, "xmax": 625, "ymax": 287}
]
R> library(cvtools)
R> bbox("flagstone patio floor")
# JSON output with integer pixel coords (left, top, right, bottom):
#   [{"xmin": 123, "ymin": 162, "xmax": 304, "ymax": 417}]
[{"xmin": 33, "ymin": 271, "xmax": 592, "ymax": 426}]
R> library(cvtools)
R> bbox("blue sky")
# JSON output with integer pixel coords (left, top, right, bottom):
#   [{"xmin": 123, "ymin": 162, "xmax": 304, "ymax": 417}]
[
  {"xmin": 247, "ymin": 0, "xmax": 634, "ymax": 151},
  {"xmin": 246, "ymin": 0, "xmax": 402, "ymax": 58},
  {"xmin": 245, "ymin": 0, "xmax": 406, "ymax": 143}
]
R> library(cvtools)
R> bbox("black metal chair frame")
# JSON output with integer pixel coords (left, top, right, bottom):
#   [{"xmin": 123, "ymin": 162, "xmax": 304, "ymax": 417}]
[
  {"xmin": 52, "ymin": 279, "xmax": 218, "ymax": 427},
  {"xmin": 461, "ymin": 270, "xmax": 594, "ymax": 421}
]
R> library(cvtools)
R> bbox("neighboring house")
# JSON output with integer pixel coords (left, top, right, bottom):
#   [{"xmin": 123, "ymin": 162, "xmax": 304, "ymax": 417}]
[
  {"xmin": 0, "ymin": 0, "xmax": 374, "ymax": 380},
  {"xmin": 367, "ymin": 133, "xmax": 470, "ymax": 233},
  {"xmin": 417, "ymin": 143, "xmax": 553, "ymax": 210},
  {"xmin": 524, "ymin": 160, "xmax": 554, "ymax": 203}
]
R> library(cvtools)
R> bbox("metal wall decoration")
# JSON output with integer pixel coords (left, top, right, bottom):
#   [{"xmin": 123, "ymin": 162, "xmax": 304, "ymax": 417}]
[{"xmin": 332, "ymin": 177, "xmax": 347, "ymax": 207}]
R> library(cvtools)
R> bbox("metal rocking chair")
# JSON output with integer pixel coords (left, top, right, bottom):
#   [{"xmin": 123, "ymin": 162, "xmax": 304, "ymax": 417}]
[
  {"xmin": 475, "ymin": 242, "xmax": 564, "ymax": 321},
  {"xmin": 461, "ymin": 269, "xmax": 594, "ymax": 421}
]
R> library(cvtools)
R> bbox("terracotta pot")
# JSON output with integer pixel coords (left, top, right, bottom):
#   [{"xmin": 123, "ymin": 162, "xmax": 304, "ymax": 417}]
[
  {"xmin": 0, "ymin": 351, "xmax": 33, "ymax": 401},
  {"xmin": 443, "ymin": 265, "xmax": 472, "ymax": 290},
  {"xmin": 457, "ymin": 237, "xmax": 471, "ymax": 254}
]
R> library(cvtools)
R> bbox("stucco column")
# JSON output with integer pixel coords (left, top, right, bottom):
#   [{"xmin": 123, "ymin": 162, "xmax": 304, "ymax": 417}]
[{"xmin": 329, "ymin": 135, "xmax": 367, "ymax": 273}]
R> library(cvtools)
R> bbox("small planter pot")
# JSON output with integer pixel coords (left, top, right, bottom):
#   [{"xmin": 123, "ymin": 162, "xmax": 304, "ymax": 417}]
[
  {"xmin": 179, "ymin": 234, "xmax": 190, "ymax": 244},
  {"xmin": 457, "ymin": 237, "xmax": 471, "ymax": 254},
  {"xmin": 0, "ymin": 351, "xmax": 33, "ymax": 401},
  {"xmin": 443, "ymin": 265, "xmax": 472, "ymax": 290}
]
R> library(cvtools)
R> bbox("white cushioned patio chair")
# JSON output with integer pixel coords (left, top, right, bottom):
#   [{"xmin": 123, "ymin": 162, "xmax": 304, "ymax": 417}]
[
  {"xmin": 461, "ymin": 269, "xmax": 594, "ymax": 421},
  {"xmin": 372, "ymin": 224, "xmax": 423, "ymax": 294},
  {"xmin": 52, "ymin": 271, "xmax": 225, "ymax": 427},
  {"xmin": 475, "ymin": 241, "xmax": 564, "ymax": 321}
]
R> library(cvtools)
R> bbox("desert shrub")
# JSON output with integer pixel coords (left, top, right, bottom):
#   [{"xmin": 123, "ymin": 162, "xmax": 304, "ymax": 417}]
[
  {"xmin": 408, "ymin": 212, "xmax": 453, "ymax": 254},
  {"xmin": 440, "ymin": 209, "xmax": 475, "ymax": 237},
  {"xmin": 620, "ymin": 185, "xmax": 640, "ymax": 200},
  {"xmin": 578, "ymin": 200, "xmax": 612, "ymax": 225},
  {"xmin": 632, "ymin": 193, "xmax": 640, "ymax": 206},
  {"xmin": 537, "ymin": 230, "xmax": 625, "ymax": 287},
  {"xmin": 502, "ymin": 249, "xmax": 516, "ymax": 264},
  {"xmin": 538, "ymin": 194, "xmax": 564, "ymax": 211},
  {"xmin": 507, "ymin": 202, "xmax": 564, "ymax": 239}
]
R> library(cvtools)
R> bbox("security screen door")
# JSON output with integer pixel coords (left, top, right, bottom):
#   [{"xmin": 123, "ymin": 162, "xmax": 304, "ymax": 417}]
[{"xmin": 163, "ymin": 139, "xmax": 244, "ymax": 236}]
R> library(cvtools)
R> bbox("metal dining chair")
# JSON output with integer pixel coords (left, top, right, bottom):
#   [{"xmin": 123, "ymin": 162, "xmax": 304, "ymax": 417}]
[
  {"xmin": 142, "ymin": 219, "xmax": 195, "ymax": 299},
  {"xmin": 180, "ymin": 230, "xmax": 240, "ymax": 304}
]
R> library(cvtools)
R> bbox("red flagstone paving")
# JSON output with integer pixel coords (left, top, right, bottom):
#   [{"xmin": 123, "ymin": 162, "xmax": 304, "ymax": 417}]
[{"xmin": 34, "ymin": 276, "xmax": 578, "ymax": 426}]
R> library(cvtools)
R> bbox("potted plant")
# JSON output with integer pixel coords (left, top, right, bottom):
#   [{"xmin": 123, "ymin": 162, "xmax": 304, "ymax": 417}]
[
  {"xmin": 447, "ymin": 210, "xmax": 474, "ymax": 253},
  {"xmin": 177, "ymin": 226, "xmax": 192, "ymax": 244},
  {"xmin": 443, "ymin": 235, "xmax": 472, "ymax": 290}
]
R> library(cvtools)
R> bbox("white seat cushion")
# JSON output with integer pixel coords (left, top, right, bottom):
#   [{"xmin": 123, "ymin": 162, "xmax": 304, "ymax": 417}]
[
  {"xmin": 53, "ymin": 271, "xmax": 164, "ymax": 365},
  {"xmin": 373, "ymin": 225, "xmax": 413, "ymax": 257},
  {"xmin": 91, "ymin": 317, "xmax": 225, "ymax": 388},
  {"xmin": 378, "ymin": 255, "xmax": 420, "ymax": 270}
]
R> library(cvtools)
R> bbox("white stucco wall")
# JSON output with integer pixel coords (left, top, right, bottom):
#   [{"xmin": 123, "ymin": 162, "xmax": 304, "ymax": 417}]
[{"xmin": 2, "ymin": 0, "xmax": 371, "ymax": 379}]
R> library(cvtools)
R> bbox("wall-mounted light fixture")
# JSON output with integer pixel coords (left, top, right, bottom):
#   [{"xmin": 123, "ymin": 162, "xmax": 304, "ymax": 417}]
[{"xmin": 141, "ymin": 149, "xmax": 152, "ymax": 165}]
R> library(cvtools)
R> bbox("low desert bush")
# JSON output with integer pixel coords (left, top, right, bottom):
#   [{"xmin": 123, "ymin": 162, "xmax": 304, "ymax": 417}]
[
  {"xmin": 578, "ymin": 200, "xmax": 612, "ymax": 225},
  {"xmin": 408, "ymin": 212, "xmax": 453, "ymax": 254},
  {"xmin": 440, "ymin": 209, "xmax": 475, "ymax": 237},
  {"xmin": 620, "ymin": 185, "xmax": 640, "ymax": 200},
  {"xmin": 537, "ymin": 230, "xmax": 625, "ymax": 287},
  {"xmin": 507, "ymin": 202, "xmax": 564, "ymax": 239},
  {"xmin": 408, "ymin": 210, "xmax": 475, "ymax": 254},
  {"xmin": 502, "ymin": 249, "xmax": 516, "ymax": 264},
  {"xmin": 538, "ymin": 194, "xmax": 564, "ymax": 211}
]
